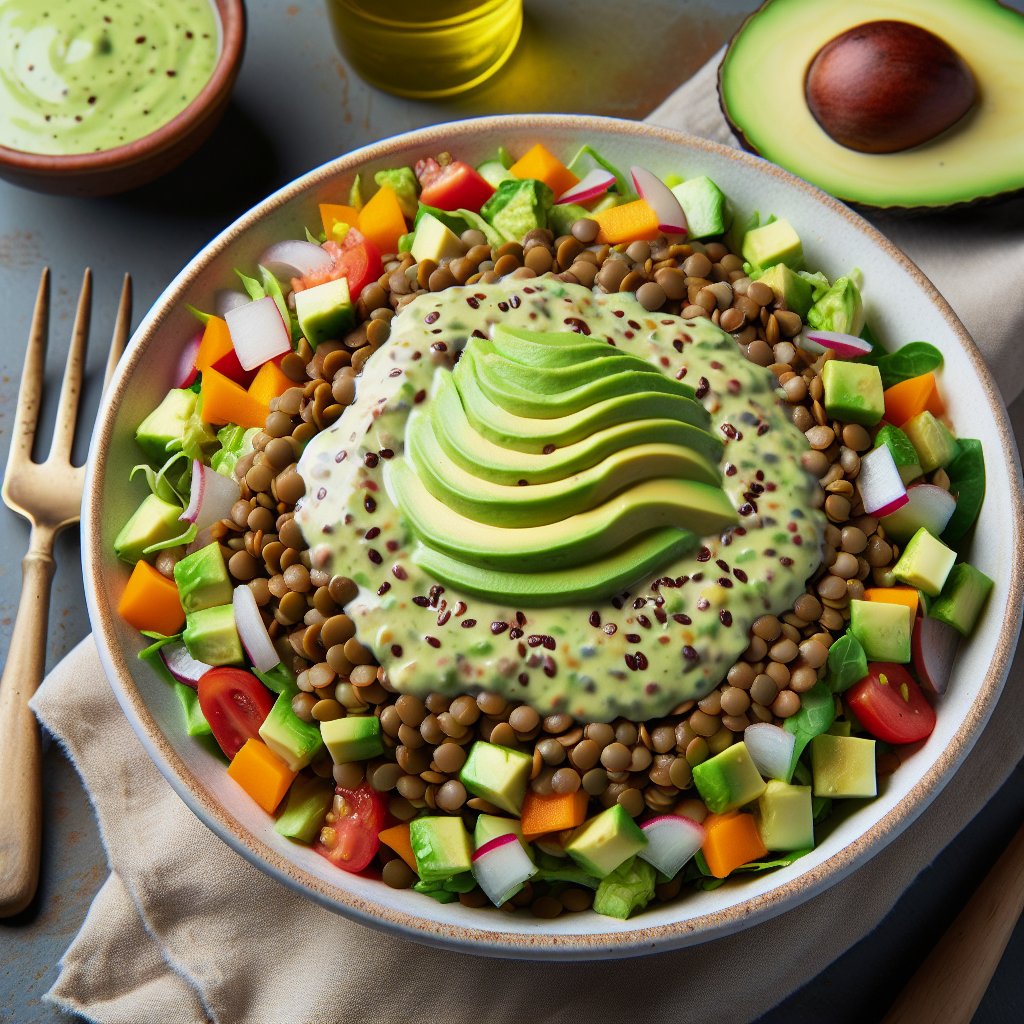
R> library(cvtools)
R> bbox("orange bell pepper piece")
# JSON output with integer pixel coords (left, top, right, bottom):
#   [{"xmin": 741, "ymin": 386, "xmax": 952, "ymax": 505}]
[
  {"xmin": 378, "ymin": 823, "xmax": 417, "ymax": 871},
  {"xmin": 248, "ymin": 359, "xmax": 294, "ymax": 408},
  {"xmin": 590, "ymin": 199, "xmax": 660, "ymax": 244},
  {"xmin": 882, "ymin": 372, "xmax": 945, "ymax": 427},
  {"xmin": 357, "ymin": 185, "xmax": 407, "ymax": 256},
  {"xmin": 509, "ymin": 143, "xmax": 579, "ymax": 198},
  {"xmin": 863, "ymin": 586, "xmax": 919, "ymax": 619},
  {"xmin": 521, "ymin": 790, "xmax": 589, "ymax": 838},
  {"xmin": 701, "ymin": 811, "xmax": 768, "ymax": 878},
  {"xmin": 118, "ymin": 559, "xmax": 185, "ymax": 636},
  {"xmin": 227, "ymin": 739, "xmax": 297, "ymax": 813},
  {"xmin": 201, "ymin": 365, "xmax": 270, "ymax": 429},
  {"xmin": 320, "ymin": 203, "xmax": 359, "ymax": 239},
  {"xmin": 195, "ymin": 315, "xmax": 233, "ymax": 372}
]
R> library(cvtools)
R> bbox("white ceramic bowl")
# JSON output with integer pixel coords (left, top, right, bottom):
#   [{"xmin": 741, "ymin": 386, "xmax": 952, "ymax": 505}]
[{"xmin": 83, "ymin": 115, "xmax": 1024, "ymax": 959}]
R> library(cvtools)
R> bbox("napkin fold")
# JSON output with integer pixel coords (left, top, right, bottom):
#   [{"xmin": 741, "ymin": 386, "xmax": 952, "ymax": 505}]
[{"xmin": 31, "ymin": 50, "xmax": 1024, "ymax": 1024}]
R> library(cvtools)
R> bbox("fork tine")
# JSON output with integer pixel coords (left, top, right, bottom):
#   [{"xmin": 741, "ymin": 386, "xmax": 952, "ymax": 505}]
[
  {"xmin": 47, "ymin": 268, "xmax": 91, "ymax": 462},
  {"xmin": 103, "ymin": 273, "xmax": 131, "ymax": 394},
  {"xmin": 6, "ymin": 268, "xmax": 50, "ymax": 471}
]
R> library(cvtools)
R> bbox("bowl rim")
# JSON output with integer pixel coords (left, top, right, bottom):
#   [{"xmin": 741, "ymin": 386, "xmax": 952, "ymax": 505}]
[
  {"xmin": 0, "ymin": 0, "xmax": 246, "ymax": 174},
  {"xmin": 83, "ymin": 113, "xmax": 1024, "ymax": 959}
]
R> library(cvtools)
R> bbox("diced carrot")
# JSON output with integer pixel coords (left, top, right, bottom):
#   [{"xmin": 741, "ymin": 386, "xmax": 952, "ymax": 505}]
[
  {"xmin": 589, "ymin": 199, "xmax": 660, "ymax": 245},
  {"xmin": 118, "ymin": 559, "xmax": 185, "ymax": 636},
  {"xmin": 227, "ymin": 738, "xmax": 297, "ymax": 813},
  {"xmin": 378, "ymin": 823, "xmax": 417, "ymax": 871},
  {"xmin": 509, "ymin": 143, "xmax": 579, "ymax": 198},
  {"xmin": 248, "ymin": 358, "xmax": 294, "ymax": 408},
  {"xmin": 357, "ymin": 185, "xmax": 407, "ymax": 256},
  {"xmin": 195, "ymin": 315, "xmax": 233, "ymax": 372},
  {"xmin": 863, "ymin": 586, "xmax": 919, "ymax": 618},
  {"xmin": 320, "ymin": 203, "xmax": 359, "ymax": 239},
  {"xmin": 882, "ymin": 373, "xmax": 945, "ymax": 427},
  {"xmin": 701, "ymin": 811, "xmax": 768, "ymax": 878},
  {"xmin": 521, "ymin": 790, "xmax": 589, "ymax": 838},
  {"xmin": 201, "ymin": 365, "xmax": 270, "ymax": 429}
]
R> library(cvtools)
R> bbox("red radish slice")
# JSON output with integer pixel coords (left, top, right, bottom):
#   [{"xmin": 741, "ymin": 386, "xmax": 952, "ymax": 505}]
[
  {"xmin": 802, "ymin": 330, "xmax": 874, "ymax": 358},
  {"xmin": 858, "ymin": 445, "xmax": 909, "ymax": 518},
  {"xmin": 160, "ymin": 642, "xmax": 212, "ymax": 689},
  {"xmin": 630, "ymin": 165, "xmax": 688, "ymax": 235},
  {"xmin": 556, "ymin": 168, "xmax": 615, "ymax": 205},
  {"xmin": 638, "ymin": 814, "xmax": 705, "ymax": 877},
  {"xmin": 880, "ymin": 483, "xmax": 956, "ymax": 543},
  {"xmin": 258, "ymin": 239, "xmax": 332, "ymax": 279},
  {"xmin": 471, "ymin": 833, "xmax": 537, "ymax": 907},
  {"xmin": 176, "ymin": 332, "xmax": 202, "ymax": 389},
  {"xmin": 912, "ymin": 613, "xmax": 960, "ymax": 697},
  {"xmin": 743, "ymin": 723, "xmax": 796, "ymax": 781},
  {"xmin": 224, "ymin": 296, "xmax": 291, "ymax": 371},
  {"xmin": 180, "ymin": 461, "xmax": 241, "ymax": 532},
  {"xmin": 213, "ymin": 289, "xmax": 249, "ymax": 317},
  {"xmin": 233, "ymin": 584, "xmax": 279, "ymax": 672}
]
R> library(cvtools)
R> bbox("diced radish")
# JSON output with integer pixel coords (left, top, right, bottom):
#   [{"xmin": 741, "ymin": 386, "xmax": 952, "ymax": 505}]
[
  {"xmin": 160, "ymin": 642, "xmax": 212, "ymax": 689},
  {"xmin": 213, "ymin": 289, "xmax": 249, "ymax": 317},
  {"xmin": 743, "ymin": 723, "xmax": 796, "ymax": 781},
  {"xmin": 258, "ymin": 239, "xmax": 332, "ymax": 279},
  {"xmin": 630, "ymin": 166, "xmax": 688, "ymax": 235},
  {"xmin": 224, "ymin": 296, "xmax": 291, "ymax": 371},
  {"xmin": 880, "ymin": 483, "xmax": 957, "ymax": 543},
  {"xmin": 912, "ymin": 613, "xmax": 960, "ymax": 697},
  {"xmin": 802, "ymin": 330, "xmax": 874, "ymax": 359},
  {"xmin": 858, "ymin": 445, "xmax": 910, "ymax": 518},
  {"xmin": 176, "ymin": 332, "xmax": 202, "ymax": 389},
  {"xmin": 180, "ymin": 461, "xmax": 241, "ymax": 532},
  {"xmin": 233, "ymin": 584, "xmax": 279, "ymax": 672},
  {"xmin": 471, "ymin": 833, "xmax": 537, "ymax": 907},
  {"xmin": 638, "ymin": 815, "xmax": 705, "ymax": 877},
  {"xmin": 556, "ymin": 168, "xmax": 616, "ymax": 205}
]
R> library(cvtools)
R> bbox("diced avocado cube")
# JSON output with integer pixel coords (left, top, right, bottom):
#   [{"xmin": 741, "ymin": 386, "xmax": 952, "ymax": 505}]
[
  {"xmin": 874, "ymin": 425, "xmax": 923, "ymax": 485},
  {"xmin": 848, "ymin": 599, "xmax": 912, "ymax": 663},
  {"xmin": 692, "ymin": 741, "xmax": 767, "ymax": 814},
  {"xmin": 173, "ymin": 541, "xmax": 232, "ymax": 614},
  {"xmin": 319, "ymin": 715, "xmax": 383, "ymax": 764},
  {"xmin": 113, "ymin": 493, "xmax": 185, "ymax": 565},
  {"xmin": 173, "ymin": 680, "xmax": 212, "ymax": 737},
  {"xmin": 902, "ymin": 411, "xmax": 960, "ymax": 473},
  {"xmin": 135, "ymin": 388, "xmax": 198, "ymax": 462},
  {"xmin": 810, "ymin": 734, "xmax": 876, "ymax": 799},
  {"xmin": 548, "ymin": 202, "xmax": 592, "ymax": 238},
  {"xmin": 930, "ymin": 562, "xmax": 994, "ymax": 637},
  {"xmin": 259, "ymin": 693, "xmax": 324, "ymax": 771},
  {"xmin": 183, "ymin": 603, "xmax": 243, "ymax": 666},
  {"xmin": 480, "ymin": 178, "xmax": 553, "ymax": 242},
  {"xmin": 473, "ymin": 813, "xmax": 532, "ymax": 859},
  {"xmin": 827, "ymin": 720, "xmax": 853, "ymax": 737},
  {"xmin": 410, "ymin": 212, "xmax": 467, "ymax": 265},
  {"xmin": 893, "ymin": 527, "xmax": 956, "ymax": 597},
  {"xmin": 756, "ymin": 262, "xmax": 814, "ymax": 318},
  {"xmin": 294, "ymin": 277, "xmax": 353, "ymax": 348},
  {"xmin": 821, "ymin": 360, "xmax": 884, "ymax": 426},
  {"xmin": 274, "ymin": 774, "xmax": 333, "ymax": 843},
  {"xmin": 565, "ymin": 804, "xmax": 648, "ymax": 879},
  {"xmin": 458, "ymin": 741, "xmax": 532, "ymax": 814},
  {"xmin": 741, "ymin": 217, "xmax": 802, "ymax": 270},
  {"xmin": 670, "ymin": 176, "xmax": 729, "ymax": 240},
  {"xmin": 410, "ymin": 816, "xmax": 473, "ymax": 882},
  {"xmin": 754, "ymin": 780, "xmax": 814, "ymax": 852}
]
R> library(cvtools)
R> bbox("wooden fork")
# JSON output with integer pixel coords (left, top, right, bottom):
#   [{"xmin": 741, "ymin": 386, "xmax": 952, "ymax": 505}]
[{"xmin": 0, "ymin": 268, "xmax": 131, "ymax": 917}]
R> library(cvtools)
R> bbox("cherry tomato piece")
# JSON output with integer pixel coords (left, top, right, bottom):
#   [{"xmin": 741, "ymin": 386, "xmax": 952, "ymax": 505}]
[
  {"xmin": 197, "ymin": 667, "xmax": 275, "ymax": 759},
  {"xmin": 295, "ymin": 228, "xmax": 383, "ymax": 299},
  {"xmin": 418, "ymin": 160, "xmax": 495, "ymax": 213},
  {"xmin": 314, "ymin": 783, "xmax": 387, "ymax": 873},
  {"xmin": 846, "ymin": 663, "xmax": 937, "ymax": 745}
]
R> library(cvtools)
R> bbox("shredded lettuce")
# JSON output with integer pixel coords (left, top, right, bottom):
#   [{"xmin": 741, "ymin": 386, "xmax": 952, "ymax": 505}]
[
  {"xmin": 533, "ymin": 852, "xmax": 600, "ymax": 889},
  {"xmin": 235, "ymin": 268, "xmax": 265, "ymax": 301},
  {"xmin": 210, "ymin": 424, "xmax": 258, "ymax": 478},
  {"xmin": 258, "ymin": 265, "xmax": 300, "ymax": 342},
  {"xmin": 305, "ymin": 225, "xmax": 326, "ymax": 246},
  {"xmin": 592, "ymin": 856, "xmax": 656, "ymax": 920},
  {"xmin": 138, "ymin": 635, "xmax": 212, "ymax": 738},
  {"xmin": 806, "ymin": 272, "xmax": 864, "ymax": 336},
  {"xmin": 142, "ymin": 522, "xmax": 197, "ymax": 557},
  {"xmin": 480, "ymin": 179, "xmax": 553, "ymax": 242},
  {"xmin": 348, "ymin": 172, "xmax": 364, "ymax": 212},
  {"xmin": 130, "ymin": 450, "xmax": 190, "ymax": 505},
  {"xmin": 413, "ymin": 872, "xmax": 477, "ymax": 904}
]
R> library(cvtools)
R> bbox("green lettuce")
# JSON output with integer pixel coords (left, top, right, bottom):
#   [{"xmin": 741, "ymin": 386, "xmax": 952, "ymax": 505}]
[
  {"xmin": 807, "ymin": 272, "xmax": 864, "ymax": 336},
  {"xmin": 592, "ymin": 856, "xmax": 656, "ymax": 920}
]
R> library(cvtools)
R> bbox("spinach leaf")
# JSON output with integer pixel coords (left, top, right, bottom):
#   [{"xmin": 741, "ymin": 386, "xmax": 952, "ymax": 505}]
[
  {"xmin": 943, "ymin": 438, "xmax": 985, "ymax": 544},
  {"xmin": 565, "ymin": 144, "xmax": 633, "ymax": 198},
  {"xmin": 874, "ymin": 341, "xmax": 944, "ymax": 389},
  {"xmin": 826, "ymin": 631, "xmax": 868, "ymax": 694},
  {"xmin": 783, "ymin": 682, "xmax": 836, "ymax": 778}
]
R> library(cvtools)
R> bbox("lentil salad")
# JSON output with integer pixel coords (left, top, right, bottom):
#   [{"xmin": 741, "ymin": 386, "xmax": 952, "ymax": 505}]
[{"xmin": 114, "ymin": 141, "xmax": 992, "ymax": 920}]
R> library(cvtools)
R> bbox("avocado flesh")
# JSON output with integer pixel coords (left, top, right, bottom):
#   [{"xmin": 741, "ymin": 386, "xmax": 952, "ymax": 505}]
[
  {"xmin": 488, "ymin": 324, "xmax": 622, "ymax": 368},
  {"xmin": 719, "ymin": 0, "xmax": 1024, "ymax": 208}
]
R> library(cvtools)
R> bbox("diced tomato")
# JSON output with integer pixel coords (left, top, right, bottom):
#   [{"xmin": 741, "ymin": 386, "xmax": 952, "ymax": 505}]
[
  {"xmin": 845, "ymin": 663, "xmax": 937, "ymax": 745},
  {"xmin": 293, "ymin": 229, "xmax": 383, "ymax": 301},
  {"xmin": 197, "ymin": 668, "xmax": 275, "ymax": 759},
  {"xmin": 414, "ymin": 156, "xmax": 443, "ymax": 188},
  {"xmin": 418, "ymin": 160, "xmax": 494, "ymax": 213},
  {"xmin": 315, "ymin": 783, "xmax": 387, "ymax": 873},
  {"xmin": 211, "ymin": 346, "xmax": 255, "ymax": 388}
]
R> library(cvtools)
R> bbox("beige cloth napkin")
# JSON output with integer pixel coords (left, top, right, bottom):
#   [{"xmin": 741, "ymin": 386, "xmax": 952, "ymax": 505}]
[{"xmin": 30, "ymin": 52, "xmax": 1024, "ymax": 1024}]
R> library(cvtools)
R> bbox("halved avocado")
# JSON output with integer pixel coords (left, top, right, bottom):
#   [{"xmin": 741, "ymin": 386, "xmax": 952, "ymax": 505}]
[{"xmin": 718, "ymin": 0, "xmax": 1024, "ymax": 209}]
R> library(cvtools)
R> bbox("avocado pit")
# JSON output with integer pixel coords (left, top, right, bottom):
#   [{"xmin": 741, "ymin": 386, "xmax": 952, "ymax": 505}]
[{"xmin": 805, "ymin": 20, "xmax": 976, "ymax": 154}]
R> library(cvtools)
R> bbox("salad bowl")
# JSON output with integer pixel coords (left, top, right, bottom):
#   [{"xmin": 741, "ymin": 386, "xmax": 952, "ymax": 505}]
[{"xmin": 83, "ymin": 114, "xmax": 1024, "ymax": 958}]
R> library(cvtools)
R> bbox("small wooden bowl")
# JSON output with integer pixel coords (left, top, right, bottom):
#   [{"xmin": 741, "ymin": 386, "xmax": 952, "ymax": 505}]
[{"xmin": 0, "ymin": 0, "xmax": 246, "ymax": 198}]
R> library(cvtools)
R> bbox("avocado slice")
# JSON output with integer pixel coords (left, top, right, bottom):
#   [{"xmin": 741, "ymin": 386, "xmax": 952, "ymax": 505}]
[
  {"xmin": 757, "ymin": 263, "xmax": 813, "ymax": 318},
  {"xmin": 259, "ymin": 693, "xmax": 324, "ymax": 771},
  {"xmin": 929, "ymin": 561, "xmax": 993, "ymax": 636},
  {"xmin": 670, "ymin": 176, "xmax": 730, "ymax": 239},
  {"xmin": 320, "ymin": 715, "xmax": 383, "ymax": 764},
  {"xmin": 848, "ymin": 598, "xmax": 912, "ymax": 663},
  {"xmin": 410, "ymin": 817, "xmax": 473, "ymax": 882},
  {"xmin": 691, "ymin": 741, "xmax": 767, "ymax": 814},
  {"xmin": 274, "ymin": 775, "xmax": 333, "ymax": 843},
  {"xmin": 182, "ymin": 603, "xmax": 243, "ymax": 666},
  {"xmin": 564, "ymin": 805, "xmax": 648, "ymax": 879},
  {"xmin": 173, "ymin": 541, "xmax": 233, "ymax": 614},
  {"xmin": 113, "ymin": 493, "xmax": 186, "ymax": 565},
  {"xmin": 810, "ymin": 734, "xmax": 876, "ymax": 799},
  {"xmin": 892, "ymin": 527, "xmax": 957, "ymax": 596},
  {"xmin": 458, "ymin": 741, "xmax": 532, "ymax": 814},
  {"xmin": 135, "ymin": 388, "xmax": 198, "ymax": 462},
  {"xmin": 718, "ymin": 0, "xmax": 1024, "ymax": 209},
  {"xmin": 754, "ymin": 780, "xmax": 814, "ymax": 852}
]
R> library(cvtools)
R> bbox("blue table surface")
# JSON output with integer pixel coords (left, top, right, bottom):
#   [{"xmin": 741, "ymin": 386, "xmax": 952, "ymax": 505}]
[{"xmin": 1, "ymin": 2, "xmax": 1022, "ymax": 1021}]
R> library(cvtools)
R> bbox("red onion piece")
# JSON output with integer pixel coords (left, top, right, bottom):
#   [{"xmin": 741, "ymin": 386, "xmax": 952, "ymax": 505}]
[
  {"xmin": 180, "ymin": 461, "xmax": 241, "ymax": 532},
  {"xmin": 638, "ymin": 814, "xmax": 706, "ymax": 877},
  {"xmin": 913, "ymin": 614, "xmax": 960, "ymax": 697},
  {"xmin": 803, "ymin": 330, "xmax": 874, "ymax": 358},
  {"xmin": 233, "ymin": 584, "xmax": 279, "ymax": 672},
  {"xmin": 630, "ymin": 165, "xmax": 688, "ymax": 235},
  {"xmin": 743, "ymin": 723, "xmax": 797, "ymax": 781},
  {"xmin": 224, "ymin": 295, "xmax": 291, "ymax": 371},
  {"xmin": 556, "ymin": 169, "xmax": 616, "ymax": 205},
  {"xmin": 258, "ymin": 239, "xmax": 332, "ymax": 279},
  {"xmin": 176, "ymin": 332, "xmax": 202, "ymax": 389},
  {"xmin": 160, "ymin": 642, "xmax": 212, "ymax": 689}
]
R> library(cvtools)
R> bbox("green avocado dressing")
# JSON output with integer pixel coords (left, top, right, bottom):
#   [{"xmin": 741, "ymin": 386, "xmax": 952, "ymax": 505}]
[
  {"xmin": 0, "ymin": 0, "xmax": 219, "ymax": 155},
  {"xmin": 296, "ymin": 279, "xmax": 826, "ymax": 722}
]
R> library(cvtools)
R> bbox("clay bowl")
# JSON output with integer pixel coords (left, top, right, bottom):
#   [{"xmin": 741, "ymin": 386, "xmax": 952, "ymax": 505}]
[
  {"xmin": 83, "ymin": 115, "xmax": 1024, "ymax": 958},
  {"xmin": 0, "ymin": 0, "xmax": 246, "ymax": 197}
]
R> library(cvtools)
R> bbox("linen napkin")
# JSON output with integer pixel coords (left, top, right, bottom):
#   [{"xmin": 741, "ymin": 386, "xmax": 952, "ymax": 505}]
[{"xmin": 31, "ymin": 51, "xmax": 1024, "ymax": 1024}]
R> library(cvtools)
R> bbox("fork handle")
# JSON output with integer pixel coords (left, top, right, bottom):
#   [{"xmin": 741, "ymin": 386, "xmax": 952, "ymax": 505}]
[{"xmin": 0, "ymin": 548, "xmax": 55, "ymax": 917}]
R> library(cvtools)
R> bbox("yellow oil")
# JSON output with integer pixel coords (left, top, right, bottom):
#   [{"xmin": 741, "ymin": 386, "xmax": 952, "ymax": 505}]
[{"xmin": 325, "ymin": 0, "xmax": 522, "ymax": 99}]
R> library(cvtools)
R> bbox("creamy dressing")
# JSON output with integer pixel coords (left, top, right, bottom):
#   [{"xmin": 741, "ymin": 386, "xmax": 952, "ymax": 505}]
[{"xmin": 297, "ymin": 279, "xmax": 826, "ymax": 722}]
